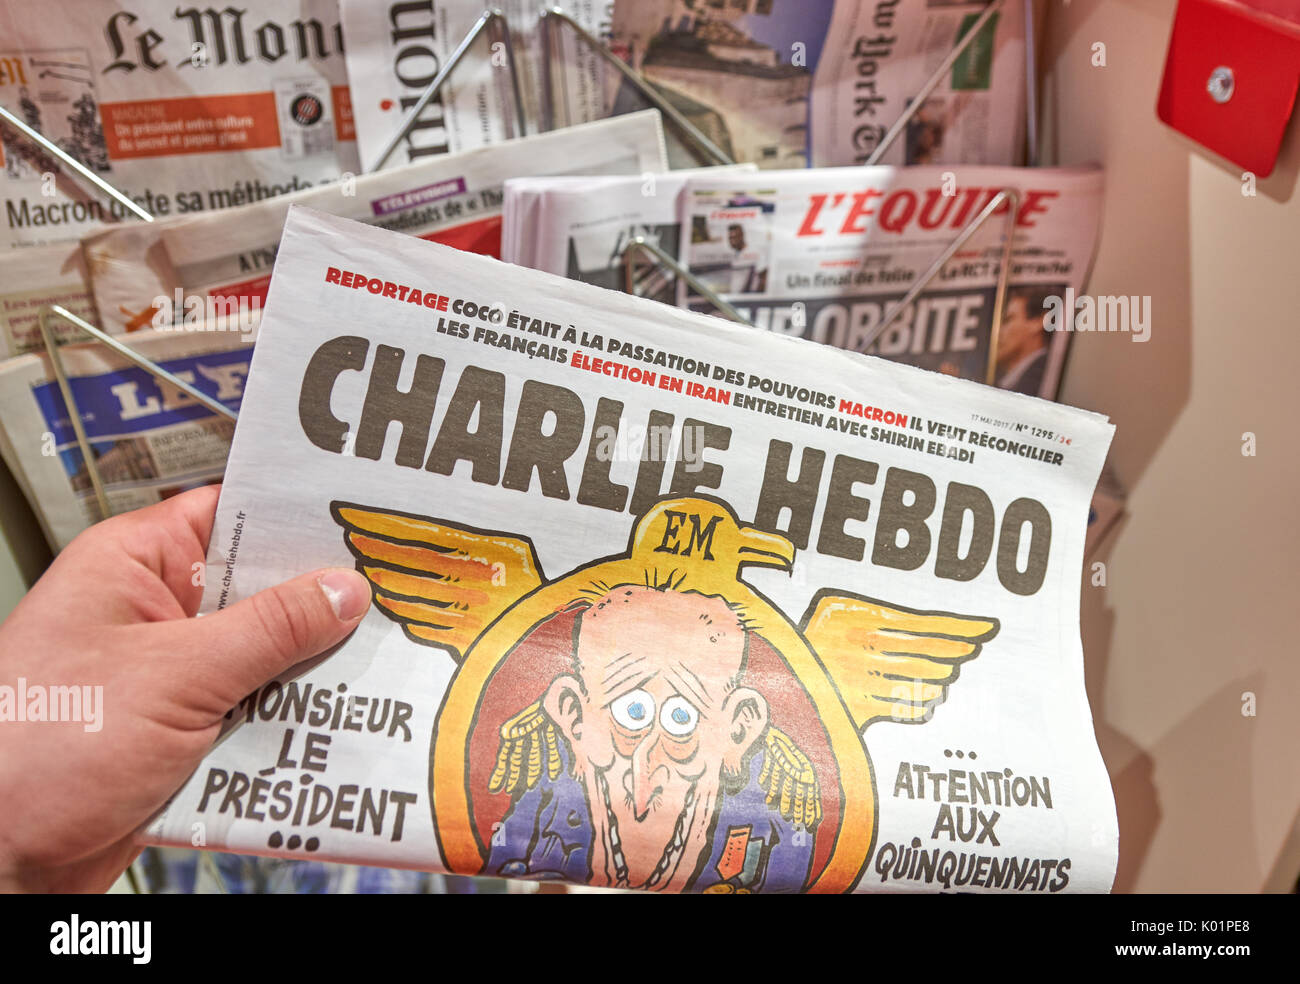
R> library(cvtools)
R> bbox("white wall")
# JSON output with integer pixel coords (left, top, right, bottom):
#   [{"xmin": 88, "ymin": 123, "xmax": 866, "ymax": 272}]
[{"xmin": 1043, "ymin": 0, "xmax": 1300, "ymax": 892}]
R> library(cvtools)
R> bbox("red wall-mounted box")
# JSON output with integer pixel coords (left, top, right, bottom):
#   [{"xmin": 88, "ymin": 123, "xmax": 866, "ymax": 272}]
[{"xmin": 1157, "ymin": 0, "xmax": 1300, "ymax": 176}]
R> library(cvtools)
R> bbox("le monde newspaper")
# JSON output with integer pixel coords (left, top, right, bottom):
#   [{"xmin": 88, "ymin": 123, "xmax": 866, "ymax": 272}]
[{"xmin": 145, "ymin": 207, "xmax": 1118, "ymax": 894}]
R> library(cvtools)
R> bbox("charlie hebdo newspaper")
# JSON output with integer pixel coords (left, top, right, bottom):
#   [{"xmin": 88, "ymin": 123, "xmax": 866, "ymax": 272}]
[
  {"xmin": 501, "ymin": 164, "xmax": 756, "ymax": 303},
  {"xmin": 143, "ymin": 206, "xmax": 1119, "ymax": 894},
  {"xmin": 0, "ymin": 321, "xmax": 255, "ymax": 549},
  {"xmin": 340, "ymin": 0, "xmax": 611, "ymax": 172},
  {"xmin": 678, "ymin": 165, "xmax": 1103, "ymax": 400},
  {"xmin": 608, "ymin": 0, "xmax": 1025, "ymax": 169},
  {"xmin": 80, "ymin": 110, "xmax": 667, "ymax": 334},
  {"xmin": 0, "ymin": 0, "xmax": 358, "ymax": 249}
]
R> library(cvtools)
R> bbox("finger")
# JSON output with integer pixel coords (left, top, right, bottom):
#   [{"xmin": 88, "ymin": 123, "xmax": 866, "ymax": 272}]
[
  {"xmin": 169, "ymin": 567, "xmax": 371, "ymax": 716},
  {"xmin": 18, "ymin": 486, "xmax": 223, "ymax": 627},
  {"xmin": 73, "ymin": 484, "xmax": 225, "ymax": 618},
  {"xmin": 127, "ymin": 484, "xmax": 224, "ymax": 616}
]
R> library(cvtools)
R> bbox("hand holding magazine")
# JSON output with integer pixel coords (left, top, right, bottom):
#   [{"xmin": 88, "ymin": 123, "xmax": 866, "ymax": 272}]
[{"xmin": 145, "ymin": 205, "xmax": 1118, "ymax": 893}]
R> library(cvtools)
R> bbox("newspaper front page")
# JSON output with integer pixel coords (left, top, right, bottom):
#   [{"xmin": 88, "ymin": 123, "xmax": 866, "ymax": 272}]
[
  {"xmin": 501, "ymin": 164, "xmax": 755, "ymax": 303},
  {"xmin": 0, "ymin": 241, "xmax": 97, "ymax": 357},
  {"xmin": 145, "ymin": 206, "xmax": 1118, "ymax": 894},
  {"xmin": 607, "ymin": 0, "xmax": 1025, "ymax": 169},
  {"xmin": 0, "ymin": 0, "xmax": 358, "ymax": 249},
  {"xmin": 0, "ymin": 322, "xmax": 255, "ymax": 549},
  {"xmin": 81, "ymin": 110, "xmax": 667, "ymax": 334},
  {"xmin": 678, "ymin": 164, "xmax": 1103, "ymax": 400},
  {"xmin": 340, "ymin": 0, "xmax": 612, "ymax": 172}
]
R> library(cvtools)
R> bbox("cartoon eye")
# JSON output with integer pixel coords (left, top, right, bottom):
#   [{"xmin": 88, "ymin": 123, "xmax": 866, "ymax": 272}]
[
  {"xmin": 611, "ymin": 689, "xmax": 655, "ymax": 731},
  {"xmin": 659, "ymin": 696, "xmax": 699, "ymax": 738}
]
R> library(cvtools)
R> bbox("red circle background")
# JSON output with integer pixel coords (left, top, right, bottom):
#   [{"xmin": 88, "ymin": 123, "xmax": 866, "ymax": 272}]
[{"xmin": 459, "ymin": 606, "xmax": 844, "ymax": 884}]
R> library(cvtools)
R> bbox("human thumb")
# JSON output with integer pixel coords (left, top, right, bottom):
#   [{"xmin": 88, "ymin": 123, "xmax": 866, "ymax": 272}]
[{"xmin": 178, "ymin": 568, "xmax": 371, "ymax": 712}]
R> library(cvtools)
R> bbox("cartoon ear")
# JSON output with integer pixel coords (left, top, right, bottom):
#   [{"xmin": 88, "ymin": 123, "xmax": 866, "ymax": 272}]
[
  {"xmin": 543, "ymin": 675, "xmax": 586, "ymax": 744},
  {"xmin": 722, "ymin": 686, "xmax": 769, "ymax": 775}
]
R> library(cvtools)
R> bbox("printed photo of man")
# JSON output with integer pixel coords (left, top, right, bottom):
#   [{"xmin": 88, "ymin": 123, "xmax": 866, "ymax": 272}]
[
  {"xmin": 996, "ymin": 286, "xmax": 1058, "ymax": 396},
  {"xmin": 723, "ymin": 222, "xmax": 767, "ymax": 294}
]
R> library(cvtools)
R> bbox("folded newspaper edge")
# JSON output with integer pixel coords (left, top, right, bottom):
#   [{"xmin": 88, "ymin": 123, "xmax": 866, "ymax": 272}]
[{"xmin": 146, "ymin": 205, "xmax": 1118, "ymax": 894}]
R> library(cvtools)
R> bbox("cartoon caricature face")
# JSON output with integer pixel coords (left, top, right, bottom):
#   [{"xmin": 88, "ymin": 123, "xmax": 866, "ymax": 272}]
[
  {"xmin": 334, "ymin": 494, "xmax": 1000, "ymax": 893},
  {"xmin": 542, "ymin": 586, "xmax": 768, "ymax": 890}
]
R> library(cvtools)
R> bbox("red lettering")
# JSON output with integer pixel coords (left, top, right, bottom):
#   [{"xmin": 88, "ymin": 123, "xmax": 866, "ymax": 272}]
[
  {"xmin": 917, "ymin": 189, "xmax": 956, "ymax": 230},
  {"xmin": 879, "ymin": 190, "xmax": 916, "ymax": 233},
  {"xmin": 797, "ymin": 193, "xmax": 830, "ymax": 237},
  {"xmin": 325, "ymin": 266, "xmax": 341, "ymax": 284},
  {"xmin": 948, "ymin": 187, "xmax": 985, "ymax": 229},
  {"xmin": 839, "ymin": 189, "xmax": 883, "ymax": 234},
  {"xmin": 1016, "ymin": 190, "xmax": 1058, "ymax": 228}
]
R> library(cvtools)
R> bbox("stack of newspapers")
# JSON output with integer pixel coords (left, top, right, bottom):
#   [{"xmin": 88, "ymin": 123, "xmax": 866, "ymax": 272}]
[
  {"xmin": 0, "ymin": 0, "xmax": 1050, "ymax": 550},
  {"xmin": 0, "ymin": 112, "xmax": 668, "ymax": 547}
]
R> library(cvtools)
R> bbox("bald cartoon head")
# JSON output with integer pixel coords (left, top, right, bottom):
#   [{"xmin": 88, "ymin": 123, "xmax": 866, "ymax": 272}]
[{"xmin": 542, "ymin": 584, "xmax": 769, "ymax": 891}]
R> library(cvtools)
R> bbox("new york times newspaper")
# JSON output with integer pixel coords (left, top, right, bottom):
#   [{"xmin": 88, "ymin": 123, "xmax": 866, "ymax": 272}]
[
  {"xmin": 501, "ymin": 164, "xmax": 755, "ymax": 304},
  {"xmin": 679, "ymin": 164, "xmax": 1103, "ymax": 400},
  {"xmin": 0, "ymin": 0, "xmax": 358, "ymax": 249},
  {"xmin": 81, "ymin": 110, "xmax": 667, "ymax": 334},
  {"xmin": 144, "ymin": 205, "xmax": 1118, "ymax": 894},
  {"xmin": 607, "ymin": 0, "xmax": 1025, "ymax": 169},
  {"xmin": 341, "ymin": 0, "xmax": 612, "ymax": 172},
  {"xmin": 0, "ymin": 322, "xmax": 255, "ymax": 549}
]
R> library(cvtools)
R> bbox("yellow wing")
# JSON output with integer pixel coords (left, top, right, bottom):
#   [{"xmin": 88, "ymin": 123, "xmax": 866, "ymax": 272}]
[
  {"xmin": 331, "ymin": 501, "xmax": 544, "ymax": 662},
  {"xmin": 801, "ymin": 591, "xmax": 998, "ymax": 731}
]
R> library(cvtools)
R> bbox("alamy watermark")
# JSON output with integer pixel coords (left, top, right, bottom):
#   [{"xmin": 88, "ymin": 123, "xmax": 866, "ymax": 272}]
[
  {"xmin": 1042, "ymin": 288, "xmax": 1150, "ymax": 343},
  {"xmin": 591, "ymin": 422, "xmax": 707, "ymax": 473},
  {"xmin": 151, "ymin": 288, "xmax": 261, "ymax": 340},
  {"xmin": 50, "ymin": 914, "xmax": 150, "ymax": 964},
  {"xmin": 0, "ymin": 678, "xmax": 103, "ymax": 732}
]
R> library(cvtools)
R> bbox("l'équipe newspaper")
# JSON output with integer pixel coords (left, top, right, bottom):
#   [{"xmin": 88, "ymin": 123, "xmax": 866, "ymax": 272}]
[{"xmin": 678, "ymin": 164, "xmax": 1103, "ymax": 401}]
